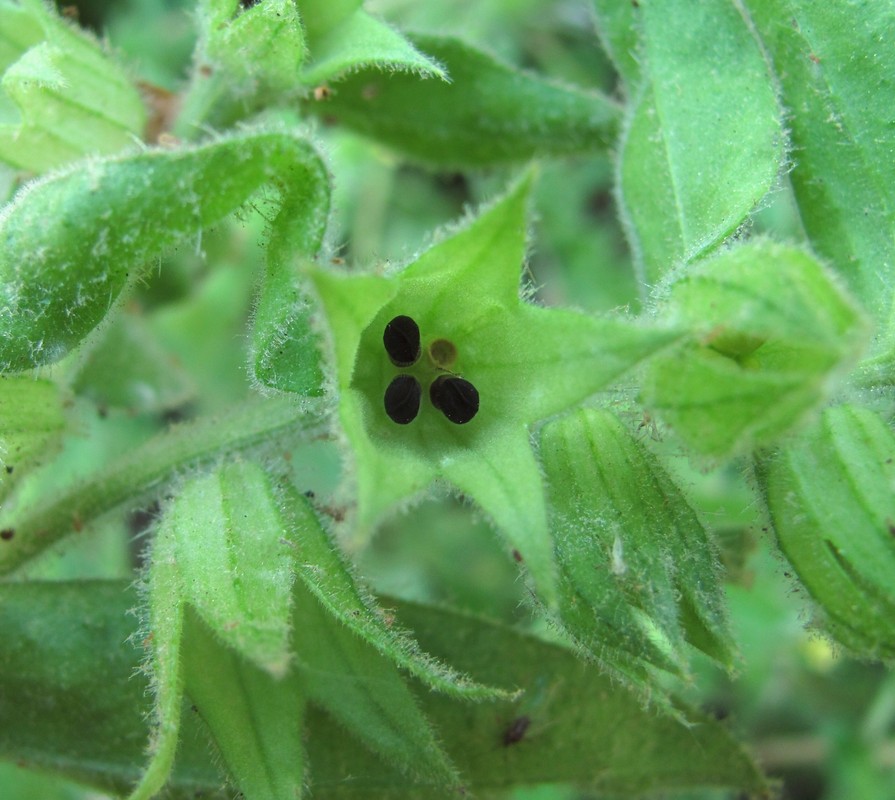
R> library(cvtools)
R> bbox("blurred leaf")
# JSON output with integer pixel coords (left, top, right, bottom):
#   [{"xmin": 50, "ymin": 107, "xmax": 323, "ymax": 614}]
[
  {"xmin": 183, "ymin": 609, "xmax": 306, "ymax": 800},
  {"xmin": 761, "ymin": 404, "xmax": 895, "ymax": 662},
  {"xmin": 301, "ymin": 9, "xmax": 445, "ymax": 86},
  {"xmin": 0, "ymin": 375, "xmax": 65, "ymax": 503},
  {"xmin": 298, "ymin": 0, "xmax": 362, "ymax": 41},
  {"xmin": 591, "ymin": 0, "xmax": 641, "ymax": 90},
  {"xmin": 0, "ymin": 0, "xmax": 146, "ymax": 172},
  {"xmin": 540, "ymin": 407, "xmax": 735, "ymax": 696},
  {"xmin": 642, "ymin": 241, "xmax": 868, "ymax": 457},
  {"xmin": 745, "ymin": 1, "xmax": 895, "ymax": 339},
  {"xmin": 71, "ymin": 310, "xmax": 195, "ymax": 413},
  {"xmin": 0, "ymin": 581, "xmax": 769, "ymax": 797},
  {"xmin": 617, "ymin": 0, "xmax": 784, "ymax": 284},
  {"xmin": 307, "ymin": 34, "xmax": 619, "ymax": 167},
  {"xmin": 0, "ymin": 129, "xmax": 329, "ymax": 372}
]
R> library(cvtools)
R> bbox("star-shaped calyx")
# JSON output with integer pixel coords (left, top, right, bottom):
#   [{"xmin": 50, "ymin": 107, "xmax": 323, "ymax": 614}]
[{"xmin": 310, "ymin": 173, "xmax": 676, "ymax": 607}]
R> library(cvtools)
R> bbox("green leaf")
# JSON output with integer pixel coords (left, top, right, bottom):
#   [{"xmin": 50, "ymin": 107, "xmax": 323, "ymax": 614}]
[
  {"xmin": 0, "ymin": 128, "xmax": 329, "ymax": 372},
  {"xmin": 617, "ymin": 0, "xmax": 784, "ymax": 284},
  {"xmin": 0, "ymin": 395, "xmax": 323, "ymax": 575},
  {"xmin": 128, "ymin": 524, "xmax": 185, "ymax": 800},
  {"xmin": 183, "ymin": 609, "xmax": 306, "ymax": 800},
  {"xmin": 0, "ymin": 375, "xmax": 65, "ymax": 503},
  {"xmin": 0, "ymin": 582, "xmax": 769, "ymax": 798},
  {"xmin": 291, "ymin": 582, "xmax": 460, "ymax": 787},
  {"xmin": 641, "ymin": 240, "xmax": 868, "ymax": 457},
  {"xmin": 745, "ymin": 1, "xmax": 895, "ymax": 338},
  {"xmin": 310, "ymin": 173, "xmax": 677, "ymax": 607},
  {"xmin": 761, "ymin": 404, "xmax": 895, "ymax": 662},
  {"xmin": 591, "ymin": 0, "xmax": 641, "ymax": 90},
  {"xmin": 301, "ymin": 9, "xmax": 445, "ymax": 86},
  {"xmin": 307, "ymin": 34, "xmax": 619, "ymax": 167},
  {"xmin": 166, "ymin": 461, "xmax": 296, "ymax": 675},
  {"xmin": 0, "ymin": 0, "xmax": 146, "ymax": 172},
  {"xmin": 540, "ymin": 407, "xmax": 735, "ymax": 694},
  {"xmin": 71, "ymin": 310, "xmax": 195, "ymax": 413},
  {"xmin": 281, "ymin": 483, "xmax": 507, "ymax": 700}
]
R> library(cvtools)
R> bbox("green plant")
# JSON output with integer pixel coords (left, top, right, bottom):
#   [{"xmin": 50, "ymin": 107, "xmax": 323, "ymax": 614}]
[{"xmin": 1, "ymin": 0, "xmax": 893, "ymax": 798}]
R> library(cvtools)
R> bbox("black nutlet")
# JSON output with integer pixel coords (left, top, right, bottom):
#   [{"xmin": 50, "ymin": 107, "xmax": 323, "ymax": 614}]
[
  {"xmin": 384, "ymin": 375, "xmax": 422, "ymax": 424},
  {"xmin": 383, "ymin": 315, "xmax": 421, "ymax": 367},
  {"xmin": 430, "ymin": 375, "xmax": 479, "ymax": 424}
]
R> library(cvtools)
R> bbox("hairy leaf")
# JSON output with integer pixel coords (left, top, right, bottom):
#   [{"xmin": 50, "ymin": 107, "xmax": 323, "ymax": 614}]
[
  {"xmin": 301, "ymin": 9, "xmax": 445, "ymax": 86},
  {"xmin": 307, "ymin": 34, "xmax": 619, "ymax": 167},
  {"xmin": 0, "ymin": 129, "xmax": 329, "ymax": 372},
  {"xmin": 746, "ymin": 0, "xmax": 895, "ymax": 340},
  {"xmin": 591, "ymin": 0, "xmax": 641, "ymax": 90},
  {"xmin": 617, "ymin": 0, "xmax": 784, "ymax": 285}
]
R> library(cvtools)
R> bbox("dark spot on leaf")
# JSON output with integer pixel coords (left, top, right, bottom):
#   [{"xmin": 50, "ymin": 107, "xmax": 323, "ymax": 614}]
[
  {"xmin": 0, "ymin": 528, "xmax": 14, "ymax": 541},
  {"xmin": 502, "ymin": 715, "xmax": 531, "ymax": 746},
  {"xmin": 304, "ymin": 489, "xmax": 316, "ymax": 499},
  {"xmin": 383, "ymin": 315, "xmax": 421, "ymax": 367},
  {"xmin": 512, "ymin": 549, "xmax": 523, "ymax": 563},
  {"xmin": 4, "ymin": 465, "xmax": 12, "ymax": 474},
  {"xmin": 430, "ymin": 376, "xmax": 479, "ymax": 424},
  {"xmin": 385, "ymin": 375, "xmax": 422, "ymax": 424},
  {"xmin": 887, "ymin": 519, "xmax": 895, "ymax": 537}
]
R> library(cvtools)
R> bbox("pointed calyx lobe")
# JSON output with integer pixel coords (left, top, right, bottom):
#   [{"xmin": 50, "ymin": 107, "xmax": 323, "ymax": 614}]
[{"xmin": 310, "ymin": 173, "xmax": 678, "ymax": 606}]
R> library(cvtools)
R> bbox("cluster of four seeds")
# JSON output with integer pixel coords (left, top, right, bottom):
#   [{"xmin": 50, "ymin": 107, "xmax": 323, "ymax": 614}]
[{"xmin": 382, "ymin": 315, "xmax": 479, "ymax": 426}]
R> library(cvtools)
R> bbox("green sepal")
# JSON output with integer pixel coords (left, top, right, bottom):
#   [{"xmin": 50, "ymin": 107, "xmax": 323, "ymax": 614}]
[
  {"xmin": 642, "ymin": 240, "xmax": 869, "ymax": 457},
  {"xmin": 617, "ymin": 0, "xmax": 784, "ymax": 284},
  {"xmin": 182, "ymin": 609, "xmax": 306, "ymax": 800},
  {"xmin": 165, "ymin": 461, "xmax": 297, "ymax": 676},
  {"xmin": 0, "ymin": 375, "xmax": 66, "ymax": 503},
  {"xmin": 292, "ymin": 582, "xmax": 460, "ymax": 787},
  {"xmin": 0, "ymin": 0, "xmax": 146, "ymax": 172},
  {"xmin": 306, "ymin": 34, "xmax": 619, "ymax": 167},
  {"xmin": 309, "ymin": 173, "xmax": 678, "ymax": 608},
  {"xmin": 301, "ymin": 9, "xmax": 445, "ymax": 86},
  {"xmin": 70, "ymin": 310, "xmax": 195, "ymax": 413},
  {"xmin": 282, "ymin": 483, "xmax": 509, "ymax": 700},
  {"xmin": 0, "ymin": 128, "xmax": 329, "ymax": 372},
  {"xmin": 761, "ymin": 404, "xmax": 895, "ymax": 662},
  {"xmin": 540, "ymin": 408, "xmax": 736, "ymax": 695}
]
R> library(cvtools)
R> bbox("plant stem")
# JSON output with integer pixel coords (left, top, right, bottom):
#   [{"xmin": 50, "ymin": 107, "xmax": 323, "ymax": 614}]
[{"xmin": 0, "ymin": 396, "xmax": 327, "ymax": 575}]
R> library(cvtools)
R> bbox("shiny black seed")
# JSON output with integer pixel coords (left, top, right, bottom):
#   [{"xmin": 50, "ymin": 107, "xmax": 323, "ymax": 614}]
[
  {"xmin": 430, "ymin": 376, "xmax": 479, "ymax": 424},
  {"xmin": 384, "ymin": 375, "xmax": 422, "ymax": 424},
  {"xmin": 383, "ymin": 315, "xmax": 421, "ymax": 367}
]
